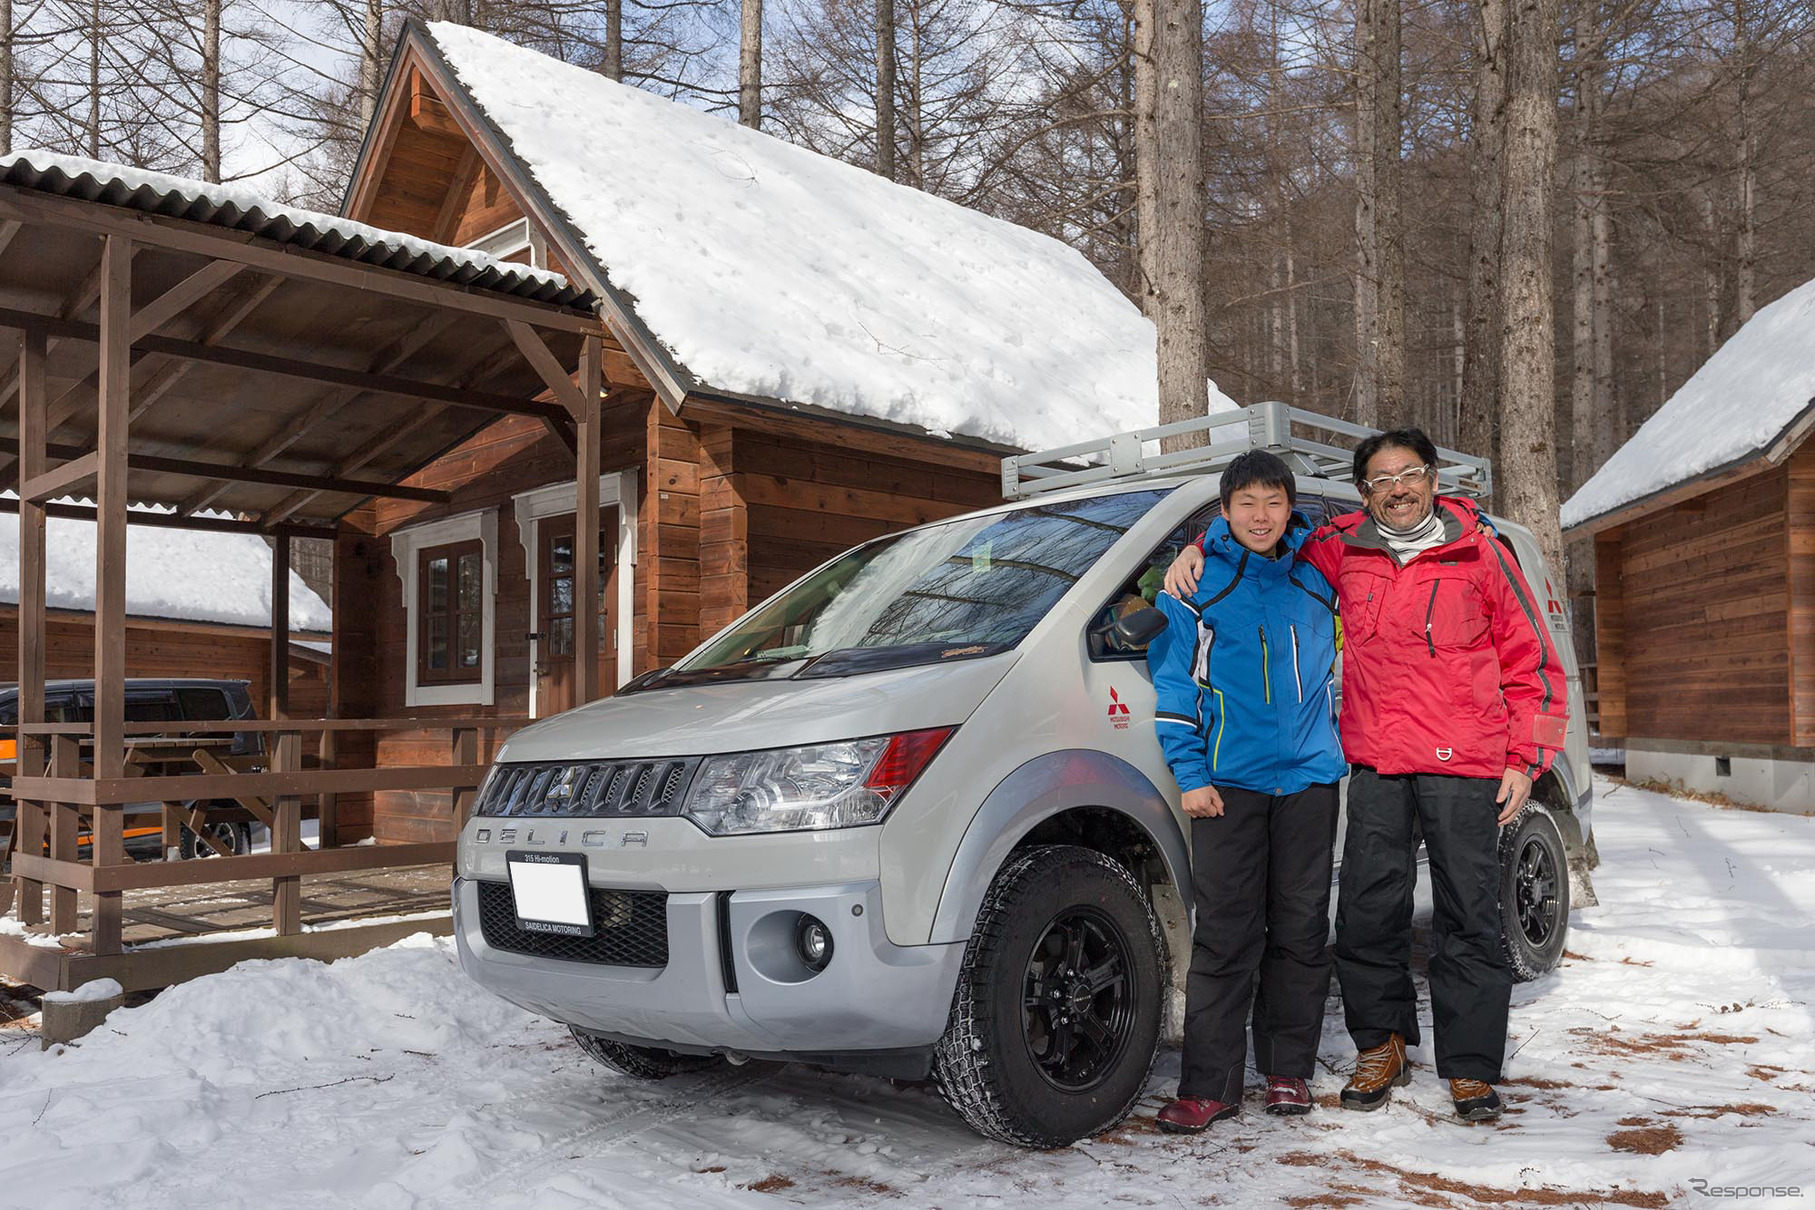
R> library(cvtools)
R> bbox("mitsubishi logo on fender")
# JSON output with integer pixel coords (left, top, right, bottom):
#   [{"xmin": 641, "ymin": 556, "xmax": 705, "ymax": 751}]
[{"xmin": 1107, "ymin": 687, "xmax": 1131, "ymax": 730}]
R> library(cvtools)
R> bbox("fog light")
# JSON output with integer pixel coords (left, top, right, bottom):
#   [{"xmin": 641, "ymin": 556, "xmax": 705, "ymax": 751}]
[{"xmin": 797, "ymin": 915, "xmax": 833, "ymax": 971}]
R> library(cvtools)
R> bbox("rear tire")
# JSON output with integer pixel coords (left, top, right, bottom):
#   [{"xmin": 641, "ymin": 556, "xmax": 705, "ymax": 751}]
[
  {"xmin": 568, "ymin": 1027, "xmax": 724, "ymax": 1080},
  {"xmin": 1498, "ymin": 803, "xmax": 1570, "ymax": 981},
  {"xmin": 933, "ymin": 845, "xmax": 1164, "ymax": 1149},
  {"xmin": 180, "ymin": 820, "xmax": 251, "ymax": 860}
]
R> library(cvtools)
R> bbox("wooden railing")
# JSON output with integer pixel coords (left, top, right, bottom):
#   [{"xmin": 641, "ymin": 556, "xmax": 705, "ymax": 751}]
[{"xmin": 6, "ymin": 717, "xmax": 523, "ymax": 957}]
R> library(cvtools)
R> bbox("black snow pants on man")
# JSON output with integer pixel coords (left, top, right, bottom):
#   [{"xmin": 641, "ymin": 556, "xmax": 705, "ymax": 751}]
[
  {"xmin": 1334, "ymin": 766, "xmax": 1512, "ymax": 1082},
  {"xmin": 1178, "ymin": 782, "xmax": 1341, "ymax": 1104}
]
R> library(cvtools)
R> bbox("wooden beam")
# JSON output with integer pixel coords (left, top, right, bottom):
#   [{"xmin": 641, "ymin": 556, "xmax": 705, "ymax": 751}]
[
  {"xmin": 13, "ymin": 326, "xmax": 48, "ymax": 928},
  {"xmin": 0, "ymin": 438, "xmax": 453, "ymax": 504},
  {"xmin": 506, "ymin": 318, "xmax": 588, "ymax": 416},
  {"xmin": 409, "ymin": 67, "xmax": 464, "ymax": 137},
  {"xmin": 93, "ymin": 235, "xmax": 130, "ymax": 785},
  {"xmin": 432, "ymin": 145, "xmax": 483, "ymax": 244},
  {"xmin": 48, "ymin": 737, "xmax": 79, "ymax": 933},
  {"xmin": 0, "ymin": 496, "xmax": 337, "ymax": 539},
  {"xmin": 129, "ymin": 258, "xmax": 248, "ymax": 341},
  {"xmin": 0, "ymin": 186, "xmax": 603, "ymax": 335},
  {"xmin": 271, "ymin": 531, "xmax": 291, "ymax": 720},
  {"xmin": 576, "ymin": 335, "xmax": 602, "ymax": 705},
  {"xmin": 10, "ymin": 764, "xmax": 491, "ymax": 806},
  {"xmin": 19, "ymin": 450, "xmax": 98, "ymax": 502},
  {"xmin": 12, "ymin": 841, "xmax": 454, "ymax": 897},
  {"xmin": 272, "ymin": 730, "xmax": 302, "ymax": 935}
]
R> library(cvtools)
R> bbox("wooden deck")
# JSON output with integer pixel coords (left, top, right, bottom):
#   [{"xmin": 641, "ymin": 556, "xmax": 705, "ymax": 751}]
[{"xmin": 0, "ymin": 863, "xmax": 453, "ymax": 994}]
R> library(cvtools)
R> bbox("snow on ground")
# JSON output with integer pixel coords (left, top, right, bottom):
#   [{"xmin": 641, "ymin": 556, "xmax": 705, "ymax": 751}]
[
  {"xmin": 0, "ymin": 496, "xmax": 331, "ymax": 632},
  {"xmin": 1563, "ymin": 273, "xmax": 1815, "ymax": 529},
  {"xmin": 3, "ymin": 777, "xmax": 1811, "ymax": 1209},
  {"xmin": 426, "ymin": 22, "xmax": 1174, "ymax": 453}
]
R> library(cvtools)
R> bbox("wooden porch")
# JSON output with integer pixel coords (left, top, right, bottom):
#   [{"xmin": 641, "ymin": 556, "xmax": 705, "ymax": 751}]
[{"xmin": 0, "ymin": 161, "xmax": 615, "ymax": 991}]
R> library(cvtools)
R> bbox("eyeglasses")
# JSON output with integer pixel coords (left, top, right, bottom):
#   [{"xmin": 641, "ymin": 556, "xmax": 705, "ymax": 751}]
[{"xmin": 1360, "ymin": 464, "xmax": 1433, "ymax": 493}]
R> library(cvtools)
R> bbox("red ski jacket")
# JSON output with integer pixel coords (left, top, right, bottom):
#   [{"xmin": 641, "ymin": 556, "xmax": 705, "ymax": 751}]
[{"xmin": 1196, "ymin": 496, "xmax": 1568, "ymax": 780}]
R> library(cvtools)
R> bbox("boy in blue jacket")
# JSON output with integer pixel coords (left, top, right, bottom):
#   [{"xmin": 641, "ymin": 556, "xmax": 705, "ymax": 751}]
[{"xmin": 1147, "ymin": 450, "xmax": 1345, "ymax": 1131}]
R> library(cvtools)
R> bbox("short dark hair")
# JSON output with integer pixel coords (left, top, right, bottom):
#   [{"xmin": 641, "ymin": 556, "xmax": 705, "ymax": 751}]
[
  {"xmin": 1220, "ymin": 450, "xmax": 1297, "ymax": 510},
  {"xmin": 1353, "ymin": 428, "xmax": 1440, "ymax": 488}
]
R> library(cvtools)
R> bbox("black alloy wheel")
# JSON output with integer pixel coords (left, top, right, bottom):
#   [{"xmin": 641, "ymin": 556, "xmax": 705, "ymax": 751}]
[{"xmin": 1021, "ymin": 907, "xmax": 1135, "ymax": 1092}]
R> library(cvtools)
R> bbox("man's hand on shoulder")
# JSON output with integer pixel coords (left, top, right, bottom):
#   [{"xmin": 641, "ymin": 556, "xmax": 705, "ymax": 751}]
[
  {"xmin": 1496, "ymin": 767, "xmax": 1532, "ymax": 824},
  {"xmin": 1182, "ymin": 786, "xmax": 1225, "ymax": 818},
  {"xmin": 1165, "ymin": 545, "xmax": 1205, "ymax": 598}
]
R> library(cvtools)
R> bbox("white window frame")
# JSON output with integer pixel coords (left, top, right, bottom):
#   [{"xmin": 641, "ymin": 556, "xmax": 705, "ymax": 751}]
[
  {"xmin": 465, "ymin": 217, "xmax": 547, "ymax": 269},
  {"xmin": 512, "ymin": 469, "xmax": 639, "ymax": 715},
  {"xmin": 391, "ymin": 509, "xmax": 499, "ymax": 707}
]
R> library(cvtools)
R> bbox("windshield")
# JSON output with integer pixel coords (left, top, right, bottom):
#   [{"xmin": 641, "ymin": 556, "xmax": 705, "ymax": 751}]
[{"xmin": 675, "ymin": 489, "xmax": 1170, "ymax": 675}]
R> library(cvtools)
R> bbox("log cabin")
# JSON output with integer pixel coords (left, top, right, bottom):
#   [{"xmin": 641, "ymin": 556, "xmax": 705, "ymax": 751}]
[
  {"xmin": 1564, "ymin": 275, "xmax": 1815, "ymax": 812},
  {"xmin": 330, "ymin": 20, "xmax": 1176, "ymax": 842}
]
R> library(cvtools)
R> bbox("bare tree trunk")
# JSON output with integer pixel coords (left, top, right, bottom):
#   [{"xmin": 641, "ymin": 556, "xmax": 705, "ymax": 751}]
[
  {"xmin": 1734, "ymin": 0, "xmax": 1756, "ymax": 325},
  {"xmin": 86, "ymin": 0, "xmax": 100, "ymax": 158},
  {"xmin": 907, "ymin": 11, "xmax": 925, "ymax": 187},
  {"xmin": 1498, "ymin": 0, "xmax": 1566, "ymax": 580},
  {"xmin": 740, "ymin": 0, "xmax": 762, "ymax": 128},
  {"xmin": 1460, "ymin": 0, "xmax": 1508, "ymax": 475},
  {"xmin": 202, "ymin": 0, "xmax": 221, "ymax": 182},
  {"xmin": 1286, "ymin": 236, "xmax": 1303, "ymax": 398},
  {"xmin": 1592, "ymin": 185, "xmax": 1615, "ymax": 469},
  {"xmin": 1373, "ymin": 0, "xmax": 1407, "ymax": 427},
  {"xmin": 875, "ymin": 0, "xmax": 896, "ymax": 179},
  {"xmin": 1353, "ymin": 0, "xmax": 1379, "ymax": 426},
  {"xmin": 605, "ymin": 0, "xmax": 624, "ymax": 81},
  {"xmin": 1568, "ymin": 33, "xmax": 1597, "ymax": 493},
  {"xmin": 360, "ymin": 0, "xmax": 384, "ymax": 125},
  {"xmin": 1451, "ymin": 292, "xmax": 1465, "ymax": 446},
  {"xmin": 1134, "ymin": 0, "xmax": 1208, "ymax": 439},
  {"xmin": 1701, "ymin": 190, "xmax": 1722, "ymax": 354}
]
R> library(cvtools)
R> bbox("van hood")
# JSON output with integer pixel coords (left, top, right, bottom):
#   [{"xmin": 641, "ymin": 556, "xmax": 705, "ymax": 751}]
[{"xmin": 496, "ymin": 651, "xmax": 1019, "ymax": 762}]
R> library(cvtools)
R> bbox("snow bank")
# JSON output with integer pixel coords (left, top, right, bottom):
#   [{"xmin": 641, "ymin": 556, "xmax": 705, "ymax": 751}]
[
  {"xmin": 0, "ymin": 497, "xmax": 331, "ymax": 632},
  {"xmin": 425, "ymin": 22, "xmax": 1185, "ymax": 453},
  {"xmin": 41, "ymin": 979, "xmax": 122, "ymax": 1005},
  {"xmin": 0, "ymin": 149, "xmax": 571, "ymax": 294},
  {"xmin": 1564, "ymin": 274, "xmax": 1815, "ymax": 528},
  {"xmin": 3, "ymin": 780, "xmax": 1811, "ymax": 1208}
]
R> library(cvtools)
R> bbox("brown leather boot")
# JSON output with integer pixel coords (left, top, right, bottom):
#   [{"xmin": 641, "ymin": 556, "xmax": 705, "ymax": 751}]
[
  {"xmin": 1340, "ymin": 1033, "xmax": 1410, "ymax": 1111},
  {"xmin": 1449, "ymin": 1079, "xmax": 1502, "ymax": 1121}
]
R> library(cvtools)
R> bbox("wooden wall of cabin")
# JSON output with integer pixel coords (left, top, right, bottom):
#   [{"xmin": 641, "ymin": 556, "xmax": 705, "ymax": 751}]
[
  {"xmin": 333, "ymin": 403, "xmax": 648, "ymax": 844},
  {"xmin": 0, "ymin": 611, "xmax": 328, "ymax": 721},
  {"xmin": 1593, "ymin": 465, "xmax": 1792, "ymax": 746}
]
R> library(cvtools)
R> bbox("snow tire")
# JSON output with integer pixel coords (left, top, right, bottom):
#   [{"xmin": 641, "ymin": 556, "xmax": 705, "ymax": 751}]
[
  {"xmin": 1498, "ymin": 802, "xmax": 1570, "ymax": 982},
  {"xmin": 180, "ymin": 819, "xmax": 252, "ymax": 860},
  {"xmin": 933, "ymin": 844, "xmax": 1164, "ymax": 1149},
  {"xmin": 568, "ymin": 1027, "xmax": 724, "ymax": 1080}
]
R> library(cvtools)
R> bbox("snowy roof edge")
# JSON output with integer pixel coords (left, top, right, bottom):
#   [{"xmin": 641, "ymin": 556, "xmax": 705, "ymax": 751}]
[
  {"xmin": 0, "ymin": 150, "xmax": 594, "ymax": 309},
  {"xmin": 1561, "ymin": 394, "xmax": 1815, "ymax": 532}
]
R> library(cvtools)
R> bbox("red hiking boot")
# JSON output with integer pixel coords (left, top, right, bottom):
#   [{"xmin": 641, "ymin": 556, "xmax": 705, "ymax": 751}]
[
  {"xmin": 1156, "ymin": 1097, "xmax": 1239, "ymax": 1134},
  {"xmin": 1264, "ymin": 1076, "xmax": 1312, "ymax": 1116}
]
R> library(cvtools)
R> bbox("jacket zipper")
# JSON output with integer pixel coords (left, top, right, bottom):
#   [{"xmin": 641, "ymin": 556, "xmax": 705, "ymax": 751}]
[
  {"xmin": 1290, "ymin": 624, "xmax": 1304, "ymax": 702},
  {"xmin": 1211, "ymin": 687, "xmax": 1227, "ymax": 772},
  {"xmin": 1424, "ymin": 582, "xmax": 1439, "ymax": 657},
  {"xmin": 1258, "ymin": 626, "xmax": 1272, "ymax": 704}
]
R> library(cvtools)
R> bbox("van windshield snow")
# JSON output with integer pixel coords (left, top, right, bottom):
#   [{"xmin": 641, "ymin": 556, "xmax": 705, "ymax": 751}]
[{"xmin": 664, "ymin": 489, "xmax": 1170, "ymax": 683}]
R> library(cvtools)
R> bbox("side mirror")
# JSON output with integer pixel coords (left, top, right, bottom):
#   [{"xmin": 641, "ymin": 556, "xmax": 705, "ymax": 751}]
[{"xmin": 1110, "ymin": 606, "xmax": 1169, "ymax": 650}]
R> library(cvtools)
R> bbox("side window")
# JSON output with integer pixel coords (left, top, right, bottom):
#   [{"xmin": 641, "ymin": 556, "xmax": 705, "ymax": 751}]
[
  {"xmin": 177, "ymin": 688, "xmax": 232, "ymax": 721},
  {"xmin": 1088, "ymin": 502, "xmax": 1223, "ymax": 661},
  {"xmin": 124, "ymin": 697, "xmax": 177, "ymax": 722}
]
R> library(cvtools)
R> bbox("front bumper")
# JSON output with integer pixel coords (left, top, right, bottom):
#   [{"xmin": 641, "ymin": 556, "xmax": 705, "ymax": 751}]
[{"xmin": 452, "ymin": 876, "xmax": 966, "ymax": 1060}]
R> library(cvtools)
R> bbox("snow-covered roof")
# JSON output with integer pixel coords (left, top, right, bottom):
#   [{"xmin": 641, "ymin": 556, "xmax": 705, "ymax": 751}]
[
  {"xmin": 421, "ymin": 21, "xmax": 1188, "ymax": 452},
  {"xmin": 0, "ymin": 150, "xmax": 586, "ymax": 307},
  {"xmin": 1563, "ymin": 276, "xmax": 1815, "ymax": 530},
  {"xmin": 0, "ymin": 500, "xmax": 332, "ymax": 632}
]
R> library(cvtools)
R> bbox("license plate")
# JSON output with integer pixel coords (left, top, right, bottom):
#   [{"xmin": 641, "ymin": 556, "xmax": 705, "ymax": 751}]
[{"xmin": 506, "ymin": 850, "xmax": 594, "ymax": 938}]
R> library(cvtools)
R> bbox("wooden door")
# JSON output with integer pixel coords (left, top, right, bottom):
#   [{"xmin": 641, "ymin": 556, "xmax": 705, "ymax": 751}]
[{"xmin": 535, "ymin": 509, "xmax": 617, "ymax": 716}]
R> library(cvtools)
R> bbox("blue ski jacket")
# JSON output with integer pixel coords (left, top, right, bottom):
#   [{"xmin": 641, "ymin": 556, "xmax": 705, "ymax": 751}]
[{"xmin": 1147, "ymin": 515, "xmax": 1346, "ymax": 795}]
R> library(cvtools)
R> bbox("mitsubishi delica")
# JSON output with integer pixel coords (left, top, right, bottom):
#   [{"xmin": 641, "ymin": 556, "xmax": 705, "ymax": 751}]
[{"xmin": 451, "ymin": 404, "xmax": 1593, "ymax": 1148}]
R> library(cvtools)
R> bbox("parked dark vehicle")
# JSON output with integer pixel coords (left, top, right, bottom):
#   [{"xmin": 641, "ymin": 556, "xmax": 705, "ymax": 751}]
[{"xmin": 1, "ymin": 678, "xmax": 265, "ymax": 861}]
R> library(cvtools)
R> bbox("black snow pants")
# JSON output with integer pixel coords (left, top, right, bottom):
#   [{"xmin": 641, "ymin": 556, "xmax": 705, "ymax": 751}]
[
  {"xmin": 1177, "ymin": 782, "xmax": 1341, "ymax": 1104},
  {"xmin": 1333, "ymin": 766, "xmax": 1511, "ymax": 1082}
]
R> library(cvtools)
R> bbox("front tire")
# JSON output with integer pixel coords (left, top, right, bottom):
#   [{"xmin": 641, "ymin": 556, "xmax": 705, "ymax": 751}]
[
  {"xmin": 933, "ymin": 845, "xmax": 1164, "ymax": 1149},
  {"xmin": 1498, "ymin": 803, "xmax": 1570, "ymax": 981},
  {"xmin": 568, "ymin": 1027, "xmax": 724, "ymax": 1080},
  {"xmin": 180, "ymin": 819, "xmax": 251, "ymax": 860}
]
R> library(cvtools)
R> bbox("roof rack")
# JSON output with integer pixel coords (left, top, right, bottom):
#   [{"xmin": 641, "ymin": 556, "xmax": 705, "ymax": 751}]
[{"xmin": 1000, "ymin": 400, "xmax": 1493, "ymax": 501}]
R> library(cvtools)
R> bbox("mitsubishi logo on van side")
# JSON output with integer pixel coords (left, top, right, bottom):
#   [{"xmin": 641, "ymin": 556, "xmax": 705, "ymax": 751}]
[{"xmin": 1108, "ymin": 687, "xmax": 1131, "ymax": 730}]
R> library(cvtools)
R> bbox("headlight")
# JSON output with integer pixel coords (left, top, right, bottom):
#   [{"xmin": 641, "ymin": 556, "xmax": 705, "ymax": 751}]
[{"xmin": 682, "ymin": 728, "xmax": 953, "ymax": 836}]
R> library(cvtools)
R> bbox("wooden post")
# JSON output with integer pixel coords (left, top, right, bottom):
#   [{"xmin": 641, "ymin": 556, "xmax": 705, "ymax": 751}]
[
  {"xmin": 270, "ymin": 526, "xmax": 291, "ymax": 719},
  {"xmin": 94, "ymin": 235, "xmax": 131, "ymax": 784},
  {"xmin": 451, "ymin": 726, "xmax": 479, "ymax": 838},
  {"xmin": 13, "ymin": 326, "xmax": 49, "ymax": 925},
  {"xmin": 317, "ymin": 727, "xmax": 338, "ymax": 850},
  {"xmin": 575, "ymin": 336, "xmax": 602, "ymax": 705},
  {"xmin": 272, "ymin": 729, "xmax": 302, "ymax": 935},
  {"xmin": 1593, "ymin": 530, "xmax": 1627, "ymax": 741},
  {"xmin": 91, "ymin": 799, "xmax": 126, "ymax": 956},
  {"xmin": 47, "ymin": 735, "xmax": 78, "ymax": 934}
]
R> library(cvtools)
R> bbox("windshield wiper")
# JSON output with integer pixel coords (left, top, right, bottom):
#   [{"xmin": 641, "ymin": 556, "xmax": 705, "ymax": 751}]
[{"xmin": 795, "ymin": 642, "xmax": 1011, "ymax": 679}]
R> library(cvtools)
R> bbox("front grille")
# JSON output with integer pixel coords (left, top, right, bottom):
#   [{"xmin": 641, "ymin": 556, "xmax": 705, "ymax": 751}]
[
  {"xmin": 477, "ymin": 757, "xmax": 700, "ymax": 818},
  {"xmin": 475, "ymin": 880, "xmax": 670, "ymax": 967}
]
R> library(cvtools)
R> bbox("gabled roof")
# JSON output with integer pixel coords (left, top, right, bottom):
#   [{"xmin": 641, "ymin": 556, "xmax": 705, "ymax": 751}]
[
  {"xmin": 0, "ymin": 499, "xmax": 332, "ymax": 632},
  {"xmin": 378, "ymin": 20, "xmax": 1176, "ymax": 454},
  {"xmin": 1564, "ymin": 276, "xmax": 1815, "ymax": 533}
]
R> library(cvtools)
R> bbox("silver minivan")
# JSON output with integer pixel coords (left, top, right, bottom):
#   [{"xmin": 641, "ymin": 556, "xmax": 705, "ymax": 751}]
[{"xmin": 451, "ymin": 405, "xmax": 1593, "ymax": 1148}]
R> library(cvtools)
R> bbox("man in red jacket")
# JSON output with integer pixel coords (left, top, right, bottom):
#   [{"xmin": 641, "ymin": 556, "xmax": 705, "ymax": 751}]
[{"xmin": 1165, "ymin": 427, "xmax": 1567, "ymax": 1122}]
